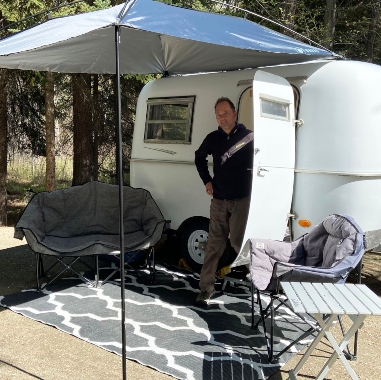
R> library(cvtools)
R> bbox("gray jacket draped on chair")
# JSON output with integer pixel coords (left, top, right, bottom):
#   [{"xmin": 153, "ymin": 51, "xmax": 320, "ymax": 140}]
[{"xmin": 250, "ymin": 214, "xmax": 365, "ymax": 291}]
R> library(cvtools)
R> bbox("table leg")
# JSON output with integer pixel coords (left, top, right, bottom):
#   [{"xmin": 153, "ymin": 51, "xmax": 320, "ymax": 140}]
[
  {"xmin": 288, "ymin": 314, "xmax": 337, "ymax": 379},
  {"xmin": 315, "ymin": 314, "xmax": 366, "ymax": 380}
]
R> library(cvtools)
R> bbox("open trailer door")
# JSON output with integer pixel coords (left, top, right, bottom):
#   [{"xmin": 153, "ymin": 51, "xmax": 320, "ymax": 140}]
[{"xmin": 236, "ymin": 70, "xmax": 296, "ymax": 265}]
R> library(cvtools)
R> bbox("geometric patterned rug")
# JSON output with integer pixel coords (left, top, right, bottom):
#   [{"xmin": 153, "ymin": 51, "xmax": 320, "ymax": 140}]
[{"xmin": 0, "ymin": 265, "xmax": 312, "ymax": 380}]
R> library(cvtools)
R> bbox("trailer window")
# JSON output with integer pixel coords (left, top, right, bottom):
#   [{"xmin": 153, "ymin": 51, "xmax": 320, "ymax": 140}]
[
  {"xmin": 144, "ymin": 97, "xmax": 195, "ymax": 144},
  {"xmin": 260, "ymin": 94, "xmax": 290, "ymax": 121}
]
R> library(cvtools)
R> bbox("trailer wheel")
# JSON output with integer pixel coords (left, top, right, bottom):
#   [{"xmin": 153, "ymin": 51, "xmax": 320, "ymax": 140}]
[
  {"xmin": 180, "ymin": 218, "xmax": 234, "ymax": 273},
  {"xmin": 181, "ymin": 218, "xmax": 209, "ymax": 273}
]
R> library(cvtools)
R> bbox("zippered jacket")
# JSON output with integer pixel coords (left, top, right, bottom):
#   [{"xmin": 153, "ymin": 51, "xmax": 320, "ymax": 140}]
[{"xmin": 195, "ymin": 123, "xmax": 254, "ymax": 200}]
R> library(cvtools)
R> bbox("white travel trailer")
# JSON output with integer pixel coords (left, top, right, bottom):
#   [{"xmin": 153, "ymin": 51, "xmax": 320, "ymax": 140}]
[{"xmin": 130, "ymin": 59, "xmax": 381, "ymax": 271}]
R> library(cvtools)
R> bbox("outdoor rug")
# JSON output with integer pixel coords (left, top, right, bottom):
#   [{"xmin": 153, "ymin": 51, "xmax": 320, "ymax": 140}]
[{"xmin": 0, "ymin": 265, "xmax": 313, "ymax": 380}]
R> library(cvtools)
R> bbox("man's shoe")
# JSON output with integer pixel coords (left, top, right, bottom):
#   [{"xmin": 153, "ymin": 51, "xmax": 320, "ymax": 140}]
[{"xmin": 196, "ymin": 289, "xmax": 216, "ymax": 305}]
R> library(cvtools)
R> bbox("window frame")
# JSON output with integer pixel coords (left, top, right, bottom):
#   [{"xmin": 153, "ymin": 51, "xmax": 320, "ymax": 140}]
[
  {"xmin": 259, "ymin": 94, "xmax": 291, "ymax": 122},
  {"xmin": 144, "ymin": 96, "xmax": 195, "ymax": 144}
]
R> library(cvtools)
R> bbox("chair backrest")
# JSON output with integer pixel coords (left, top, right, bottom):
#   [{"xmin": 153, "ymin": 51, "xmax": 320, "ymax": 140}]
[
  {"xmin": 303, "ymin": 214, "xmax": 364, "ymax": 267},
  {"xmin": 15, "ymin": 181, "xmax": 165, "ymax": 239},
  {"xmin": 275, "ymin": 214, "xmax": 365, "ymax": 286},
  {"xmin": 249, "ymin": 214, "xmax": 366, "ymax": 291}
]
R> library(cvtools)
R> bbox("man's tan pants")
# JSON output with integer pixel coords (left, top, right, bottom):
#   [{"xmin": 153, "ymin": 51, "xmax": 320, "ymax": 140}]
[{"xmin": 199, "ymin": 196, "xmax": 250, "ymax": 293}]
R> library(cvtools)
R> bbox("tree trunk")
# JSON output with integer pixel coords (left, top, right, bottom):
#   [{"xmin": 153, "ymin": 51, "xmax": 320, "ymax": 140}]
[
  {"xmin": 323, "ymin": 0, "xmax": 337, "ymax": 50},
  {"xmin": 283, "ymin": 0, "xmax": 297, "ymax": 35},
  {"xmin": 366, "ymin": 1, "xmax": 380, "ymax": 62},
  {"xmin": 92, "ymin": 74, "xmax": 99, "ymax": 181},
  {"xmin": 72, "ymin": 73, "xmax": 93, "ymax": 186},
  {"xmin": 45, "ymin": 71, "xmax": 55, "ymax": 191},
  {"xmin": 0, "ymin": 69, "xmax": 8, "ymax": 226}
]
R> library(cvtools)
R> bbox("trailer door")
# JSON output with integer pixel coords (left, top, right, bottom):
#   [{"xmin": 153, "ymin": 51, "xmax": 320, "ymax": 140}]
[{"xmin": 239, "ymin": 70, "xmax": 295, "ymax": 258}]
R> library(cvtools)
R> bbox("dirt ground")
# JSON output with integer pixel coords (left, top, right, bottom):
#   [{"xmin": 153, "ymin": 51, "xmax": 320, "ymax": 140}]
[{"xmin": 1, "ymin": 226, "xmax": 381, "ymax": 380}]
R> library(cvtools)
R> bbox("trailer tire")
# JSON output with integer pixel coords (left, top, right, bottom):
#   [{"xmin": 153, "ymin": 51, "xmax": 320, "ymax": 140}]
[{"xmin": 180, "ymin": 218, "xmax": 235, "ymax": 273}]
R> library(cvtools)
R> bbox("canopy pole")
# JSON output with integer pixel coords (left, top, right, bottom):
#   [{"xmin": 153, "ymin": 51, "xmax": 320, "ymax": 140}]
[
  {"xmin": 115, "ymin": 4, "xmax": 137, "ymax": 380},
  {"xmin": 115, "ymin": 24, "xmax": 127, "ymax": 380}
]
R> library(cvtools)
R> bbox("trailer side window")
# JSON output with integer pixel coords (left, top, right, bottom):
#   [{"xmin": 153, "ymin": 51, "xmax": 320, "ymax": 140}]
[
  {"xmin": 260, "ymin": 94, "xmax": 290, "ymax": 121},
  {"xmin": 144, "ymin": 97, "xmax": 195, "ymax": 144}
]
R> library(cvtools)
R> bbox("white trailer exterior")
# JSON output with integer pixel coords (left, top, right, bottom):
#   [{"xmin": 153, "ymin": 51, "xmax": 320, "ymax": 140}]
[{"xmin": 130, "ymin": 59, "xmax": 381, "ymax": 270}]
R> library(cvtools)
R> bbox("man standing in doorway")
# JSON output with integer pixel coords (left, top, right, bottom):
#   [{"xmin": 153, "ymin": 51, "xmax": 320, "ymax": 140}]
[{"xmin": 195, "ymin": 97, "xmax": 254, "ymax": 305}]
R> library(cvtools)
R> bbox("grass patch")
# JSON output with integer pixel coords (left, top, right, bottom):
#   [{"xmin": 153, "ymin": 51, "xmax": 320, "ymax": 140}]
[
  {"xmin": 5, "ymin": 154, "xmax": 127, "ymax": 226},
  {"xmin": 8, "ymin": 154, "xmax": 73, "ymax": 192},
  {"xmin": 7, "ymin": 155, "xmax": 73, "ymax": 226}
]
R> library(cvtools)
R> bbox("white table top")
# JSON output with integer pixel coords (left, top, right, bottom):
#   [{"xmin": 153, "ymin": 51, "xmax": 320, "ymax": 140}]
[{"xmin": 280, "ymin": 282, "xmax": 381, "ymax": 316}]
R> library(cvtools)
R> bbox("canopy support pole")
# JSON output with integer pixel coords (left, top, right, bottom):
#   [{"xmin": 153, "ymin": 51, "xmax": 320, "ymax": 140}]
[{"xmin": 115, "ymin": 24, "xmax": 127, "ymax": 380}]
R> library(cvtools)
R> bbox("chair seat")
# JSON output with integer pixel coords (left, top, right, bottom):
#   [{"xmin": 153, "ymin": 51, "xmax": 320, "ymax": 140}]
[{"xmin": 42, "ymin": 231, "xmax": 150, "ymax": 254}]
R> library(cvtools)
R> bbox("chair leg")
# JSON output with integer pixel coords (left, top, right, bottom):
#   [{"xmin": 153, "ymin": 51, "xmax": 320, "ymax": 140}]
[
  {"xmin": 338, "ymin": 315, "xmax": 357, "ymax": 360},
  {"xmin": 255, "ymin": 291, "xmax": 322, "ymax": 362},
  {"xmin": 274, "ymin": 316, "xmax": 321, "ymax": 360},
  {"xmin": 353, "ymin": 327, "xmax": 359, "ymax": 358},
  {"xmin": 105, "ymin": 248, "xmax": 156, "ymax": 285},
  {"xmin": 270, "ymin": 297, "xmax": 275, "ymax": 362},
  {"xmin": 353, "ymin": 258, "xmax": 363, "ymax": 357},
  {"xmin": 39, "ymin": 257, "xmax": 95, "ymax": 290},
  {"xmin": 338, "ymin": 258, "xmax": 362, "ymax": 361},
  {"xmin": 221, "ymin": 279, "xmax": 227, "ymax": 293},
  {"xmin": 36, "ymin": 253, "xmax": 43, "ymax": 292},
  {"xmin": 101, "ymin": 265, "xmax": 119, "ymax": 285},
  {"xmin": 252, "ymin": 293, "xmax": 282, "ymax": 330},
  {"xmin": 150, "ymin": 246, "xmax": 156, "ymax": 284},
  {"xmin": 94, "ymin": 255, "xmax": 99, "ymax": 287},
  {"xmin": 250, "ymin": 284, "xmax": 261, "ymax": 327},
  {"xmin": 340, "ymin": 258, "xmax": 363, "ymax": 360},
  {"xmin": 251, "ymin": 283, "xmax": 255, "ymax": 328},
  {"xmin": 256, "ymin": 289, "xmax": 273, "ymax": 362}
]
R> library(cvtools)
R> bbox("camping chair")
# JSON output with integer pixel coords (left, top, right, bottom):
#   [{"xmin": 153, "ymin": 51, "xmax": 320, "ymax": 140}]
[
  {"xmin": 249, "ymin": 214, "xmax": 366, "ymax": 363},
  {"xmin": 14, "ymin": 181, "xmax": 166, "ymax": 290}
]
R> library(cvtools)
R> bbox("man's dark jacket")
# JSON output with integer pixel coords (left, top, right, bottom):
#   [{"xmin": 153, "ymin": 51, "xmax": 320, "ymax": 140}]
[{"xmin": 195, "ymin": 123, "xmax": 254, "ymax": 200}]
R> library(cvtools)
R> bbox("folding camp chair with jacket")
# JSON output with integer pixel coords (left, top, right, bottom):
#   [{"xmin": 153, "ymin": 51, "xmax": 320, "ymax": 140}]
[{"xmin": 249, "ymin": 214, "xmax": 366, "ymax": 363}]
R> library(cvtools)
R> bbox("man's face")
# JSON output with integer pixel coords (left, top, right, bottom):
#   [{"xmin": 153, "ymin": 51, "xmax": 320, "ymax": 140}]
[{"xmin": 215, "ymin": 101, "xmax": 237, "ymax": 134}]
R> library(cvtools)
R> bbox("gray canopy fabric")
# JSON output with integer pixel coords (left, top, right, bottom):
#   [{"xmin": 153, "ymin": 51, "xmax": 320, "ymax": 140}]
[{"xmin": 0, "ymin": 0, "xmax": 337, "ymax": 75}]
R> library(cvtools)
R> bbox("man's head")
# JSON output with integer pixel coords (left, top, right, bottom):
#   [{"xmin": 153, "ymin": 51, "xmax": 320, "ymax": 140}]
[{"xmin": 215, "ymin": 97, "xmax": 237, "ymax": 134}]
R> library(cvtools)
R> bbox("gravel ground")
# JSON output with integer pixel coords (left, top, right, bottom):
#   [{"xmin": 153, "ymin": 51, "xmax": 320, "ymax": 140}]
[{"xmin": 1, "ymin": 227, "xmax": 381, "ymax": 380}]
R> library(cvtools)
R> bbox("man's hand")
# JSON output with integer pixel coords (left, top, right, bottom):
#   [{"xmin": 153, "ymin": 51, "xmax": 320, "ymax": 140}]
[{"xmin": 205, "ymin": 182, "xmax": 213, "ymax": 196}]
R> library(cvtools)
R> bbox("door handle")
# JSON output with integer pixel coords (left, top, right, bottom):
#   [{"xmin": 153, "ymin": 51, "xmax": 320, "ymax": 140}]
[{"xmin": 257, "ymin": 167, "xmax": 269, "ymax": 176}]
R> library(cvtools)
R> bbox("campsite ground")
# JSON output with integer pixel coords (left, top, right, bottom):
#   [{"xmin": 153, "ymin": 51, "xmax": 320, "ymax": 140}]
[{"xmin": 1, "ymin": 227, "xmax": 381, "ymax": 380}]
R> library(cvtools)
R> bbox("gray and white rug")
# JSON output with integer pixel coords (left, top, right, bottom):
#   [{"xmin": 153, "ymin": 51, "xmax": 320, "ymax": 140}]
[{"xmin": 0, "ymin": 265, "xmax": 312, "ymax": 380}]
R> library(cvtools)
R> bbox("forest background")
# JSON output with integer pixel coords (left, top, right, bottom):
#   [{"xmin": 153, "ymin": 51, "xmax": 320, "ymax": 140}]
[{"xmin": 0, "ymin": 0, "xmax": 380, "ymax": 226}]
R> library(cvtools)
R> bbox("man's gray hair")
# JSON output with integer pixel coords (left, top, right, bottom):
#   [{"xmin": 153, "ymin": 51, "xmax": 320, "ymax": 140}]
[{"xmin": 215, "ymin": 97, "xmax": 236, "ymax": 112}]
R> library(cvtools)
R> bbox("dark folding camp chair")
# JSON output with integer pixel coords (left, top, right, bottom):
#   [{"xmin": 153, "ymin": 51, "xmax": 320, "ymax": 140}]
[
  {"xmin": 14, "ymin": 181, "xmax": 166, "ymax": 290},
  {"xmin": 249, "ymin": 214, "xmax": 366, "ymax": 363}
]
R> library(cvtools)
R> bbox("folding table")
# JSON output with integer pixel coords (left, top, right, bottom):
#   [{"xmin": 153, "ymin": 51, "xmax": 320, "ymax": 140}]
[{"xmin": 281, "ymin": 282, "xmax": 381, "ymax": 380}]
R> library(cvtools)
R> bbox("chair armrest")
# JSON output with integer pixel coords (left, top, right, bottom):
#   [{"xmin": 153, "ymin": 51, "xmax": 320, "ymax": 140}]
[
  {"xmin": 141, "ymin": 194, "xmax": 165, "ymax": 246},
  {"xmin": 14, "ymin": 194, "xmax": 46, "ymax": 242}
]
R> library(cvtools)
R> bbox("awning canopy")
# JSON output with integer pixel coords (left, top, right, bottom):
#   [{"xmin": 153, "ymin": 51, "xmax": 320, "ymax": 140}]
[{"xmin": 0, "ymin": 0, "xmax": 338, "ymax": 75}]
